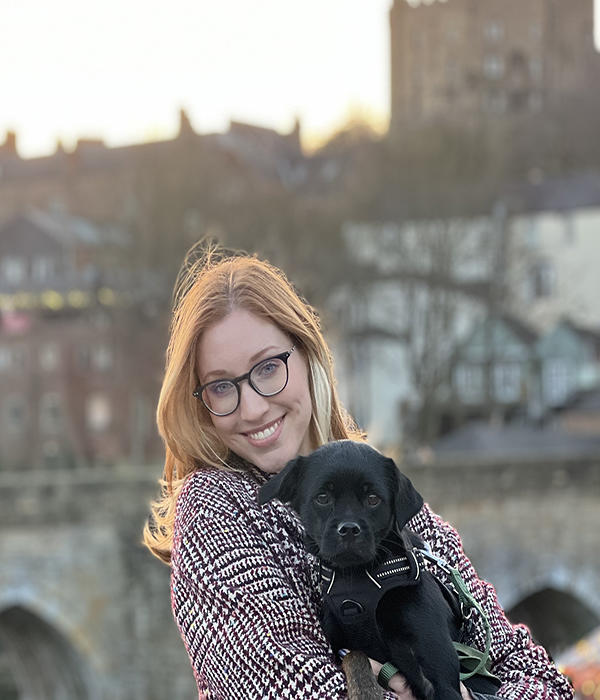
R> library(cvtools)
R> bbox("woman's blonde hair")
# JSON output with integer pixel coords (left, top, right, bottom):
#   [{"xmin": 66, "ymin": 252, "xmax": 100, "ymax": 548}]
[{"xmin": 143, "ymin": 244, "xmax": 362, "ymax": 564}]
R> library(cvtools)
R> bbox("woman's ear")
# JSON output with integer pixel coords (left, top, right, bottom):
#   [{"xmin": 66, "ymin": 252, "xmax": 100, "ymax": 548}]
[
  {"xmin": 257, "ymin": 455, "xmax": 306, "ymax": 506},
  {"xmin": 386, "ymin": 457, "xmax": 424, "ymax": 529}
]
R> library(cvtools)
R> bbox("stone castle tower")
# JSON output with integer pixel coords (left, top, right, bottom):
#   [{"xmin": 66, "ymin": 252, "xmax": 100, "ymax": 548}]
[{"xmin": 389, "ymin": 0, "xmax": 599, "ymax": 140}]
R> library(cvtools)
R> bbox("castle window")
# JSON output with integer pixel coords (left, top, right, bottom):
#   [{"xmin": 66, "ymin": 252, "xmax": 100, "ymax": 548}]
[
  {"xmin": 483, "ymin": 90, "xmax": 507, "ymax": 114},
  {"xmin": 484, "ymin": 21, "xmax": 504, "ymax": 42},
  {"xmin": 483, "ymin": 55, "xmax": 505, "ymax": 79}
]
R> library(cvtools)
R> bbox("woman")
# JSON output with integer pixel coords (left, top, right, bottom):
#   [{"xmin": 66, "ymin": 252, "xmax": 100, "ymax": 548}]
[{"xmin": 143, "ymin": 246, "xmax": 572, "ymax": 700}]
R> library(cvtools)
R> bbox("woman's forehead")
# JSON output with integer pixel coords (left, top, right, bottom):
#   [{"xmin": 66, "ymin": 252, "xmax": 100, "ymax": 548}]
[{"xmin": 196, "ymin": 309, "xmax": 288, "ymax": 376}]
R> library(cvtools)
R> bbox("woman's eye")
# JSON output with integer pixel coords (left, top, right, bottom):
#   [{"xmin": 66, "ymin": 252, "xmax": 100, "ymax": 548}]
[
  {"xmin": 367, "ymin": 494, "xmax": 381, "ymax": 507},
  {"xmin": 208, "ymin": 381, "xmax": 235, "ymax": 396},
  {"xmin": 256, "ymin": 360, "xmax": 278, "ymax": 377},
  {"xmin": 315, "ymin": 493, "xmax": 331, "ymax": 506}
]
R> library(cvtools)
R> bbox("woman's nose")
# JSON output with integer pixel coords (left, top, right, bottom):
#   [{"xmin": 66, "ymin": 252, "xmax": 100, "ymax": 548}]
[{"xmin": 238, "ymin": 381, "xmax": 270, "ymax": 421}]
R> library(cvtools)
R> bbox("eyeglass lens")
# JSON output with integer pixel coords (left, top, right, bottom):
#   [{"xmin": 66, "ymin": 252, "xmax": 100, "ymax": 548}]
[{"xmin": 202, "ymin": 356, "xmax": 288, "ymax": 415}]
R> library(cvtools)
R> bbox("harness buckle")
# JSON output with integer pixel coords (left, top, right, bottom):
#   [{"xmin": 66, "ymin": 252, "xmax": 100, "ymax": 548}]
[{"xmin": 340, "ymin": 599, "xmax": 364, "ymax": 616}]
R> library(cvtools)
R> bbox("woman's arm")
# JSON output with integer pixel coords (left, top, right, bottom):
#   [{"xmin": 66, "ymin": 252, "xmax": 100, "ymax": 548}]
[
  {"xmin": 171, "ymin": 476, "xmax": 396, "ymax": 700},
  {"xmin": 415, "ymin": 506, "xmax": 573, "ymax": 700}
]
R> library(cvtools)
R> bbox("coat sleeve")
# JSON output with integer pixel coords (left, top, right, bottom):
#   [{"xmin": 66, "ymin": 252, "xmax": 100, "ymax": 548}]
[
  {"xmin": 170, "ymin": 487, "xmax": 396, "ymax": 700},
  {"xmin": 420, "ymin": 507, "xmax": 574, "ymax": 700}
]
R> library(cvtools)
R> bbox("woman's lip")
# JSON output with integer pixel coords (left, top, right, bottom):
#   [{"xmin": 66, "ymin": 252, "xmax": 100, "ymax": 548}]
[{"xmin": 244, "ymin": 416, "xmax": 284, "ymax": 447}]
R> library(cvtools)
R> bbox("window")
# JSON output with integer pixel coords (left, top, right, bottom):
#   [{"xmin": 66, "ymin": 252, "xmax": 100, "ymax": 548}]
[
  {"xmin": 78, "ymin": 343, "xmax": 113, "ymax": 371},
  {"xmin": 39, "ymin": 393, "xmax": 63, "ymax": 434},
  {"xmin": 525, "ymin": 222, "xmax": 538, "ymax": 248},
  {"xmin": 529, "ymin": 261, "xmax": 556, "ymax": 298},
  {"xmin": 483, "ymin": 55, "xmax": 505, "ymax": 79},
  {"xmin": 32, "ymin": 257, "xmax": 55, "ymax": 283},
  {"xmin": 39, "ymin": 342, "xmax": 60, "ymax": 372},
  {"xmin": 91, "ymin": 344, "xmax": 113, "ymax": 371},
  {"xmin": 483, "ymin": 91, "xmax": 507, "ymax": 114},
  {"xmin": 543, "ymin": 359, "xmax": 574, "ymax": 406},
  {"xmin": 4, "ymin": 394, "xmax": 27, "ymax": 433},
  {"xmin": 86, "ymin": 393, "xmax": 112, "ymax": 433},
  {"xmin": 484, "ymin": 21, "xmax": 504, "ymax": 41},
  {"xmin": 0, "ymin": 344, "xmax": 27, "ymax": 372},
  {"xmin": 455, "ymin": 364, "xmax": 484, "ymax": 403},
  {"xmin": 1, "ymin": 257, "xmax": 27, "ymax": 285},
  {"xmin": 493, "ymin": 363, "xmax": 522, "ymax": 403}
]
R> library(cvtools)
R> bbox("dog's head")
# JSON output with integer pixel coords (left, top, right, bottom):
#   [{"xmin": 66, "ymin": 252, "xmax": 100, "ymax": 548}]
[{"xmin": 258, "ymin": 440, "xmax": 423, "ymax": 568}]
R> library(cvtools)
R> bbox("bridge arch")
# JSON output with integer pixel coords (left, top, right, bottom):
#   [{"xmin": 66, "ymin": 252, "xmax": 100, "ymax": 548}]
[
  {"xmin": 0, "ymin": 605, "xmax": 94, "ymax": 699},
  {"xmin": 507, "ymin": 587, "xmax": 600, "ymax": 656}
]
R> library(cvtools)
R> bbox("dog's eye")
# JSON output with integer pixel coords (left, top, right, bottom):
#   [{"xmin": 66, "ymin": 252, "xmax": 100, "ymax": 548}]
[
  {"xmin": 366, "ymin": 494, "xmax": 381, "ymax": 507},
  {"xmin": 315, "ymin": 493, "xmax": 331, "ymax": 506}
]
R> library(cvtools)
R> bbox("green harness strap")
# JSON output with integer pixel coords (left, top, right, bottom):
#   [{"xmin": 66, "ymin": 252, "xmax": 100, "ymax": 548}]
[
  {"xmin": 417, "ymin": 542, "xmax": 498, "ymax": 684},
  {"xmin": 447, "ymin": 567, "xmax": 496, "ymax": 682}
]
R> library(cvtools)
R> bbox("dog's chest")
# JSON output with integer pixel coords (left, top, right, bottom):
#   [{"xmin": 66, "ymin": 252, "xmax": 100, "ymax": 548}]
[{"xmin": 319, "ymin": 546, "xmax": 423, "ymax": 655}]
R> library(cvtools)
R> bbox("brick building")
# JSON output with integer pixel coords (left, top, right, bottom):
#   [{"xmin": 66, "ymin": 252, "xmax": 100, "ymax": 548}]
[{"xmin": 0, "ymin": 211, "xmax": 164, "ymax": 470}]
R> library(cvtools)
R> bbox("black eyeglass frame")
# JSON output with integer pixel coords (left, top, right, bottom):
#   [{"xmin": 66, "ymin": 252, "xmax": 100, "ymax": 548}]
[{"xmin": 193, "ymin": 345, "xmax": 296, "ymax": 416}]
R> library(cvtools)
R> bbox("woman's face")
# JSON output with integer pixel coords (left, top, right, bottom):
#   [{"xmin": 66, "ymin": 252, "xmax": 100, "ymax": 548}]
[{"xmin": 196, "ymin": 308, "xmax": 314, "ymax": 474}]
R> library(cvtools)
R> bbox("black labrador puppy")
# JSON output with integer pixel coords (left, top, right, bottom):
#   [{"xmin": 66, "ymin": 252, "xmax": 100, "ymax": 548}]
[{"xmin": 258, "ymin": 440, "xmax": 464, "ymax": 700}]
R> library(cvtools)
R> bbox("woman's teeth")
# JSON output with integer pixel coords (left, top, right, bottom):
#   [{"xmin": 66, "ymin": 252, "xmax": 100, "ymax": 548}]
[{"xmin": 248, "ymin": 419, "xmax": 281, "ymax": 441}]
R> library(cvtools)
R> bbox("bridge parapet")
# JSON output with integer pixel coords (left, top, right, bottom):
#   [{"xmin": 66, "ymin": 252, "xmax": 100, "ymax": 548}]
[
  {"xmin": 403, "ymin": 455, "xmax": 600, "ymax": 629},
  {"xmin": 0, "ymin": 464, "xmax": 161, "ymax": 527}
]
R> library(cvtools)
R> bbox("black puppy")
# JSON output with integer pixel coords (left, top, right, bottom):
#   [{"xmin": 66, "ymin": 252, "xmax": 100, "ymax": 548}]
[{"xmin": 258, "ymin": 440, "xmax": 463, "ymax": 700}]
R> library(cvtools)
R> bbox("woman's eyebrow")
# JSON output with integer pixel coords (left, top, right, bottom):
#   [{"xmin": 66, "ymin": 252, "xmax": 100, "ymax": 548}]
[{"xmin": 201, "ymin": 345, "xmax": 282, "ymax": 382}]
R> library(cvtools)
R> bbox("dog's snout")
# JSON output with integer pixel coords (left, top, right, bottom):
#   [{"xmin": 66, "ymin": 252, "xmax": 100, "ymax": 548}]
[{"xmin": 337, "ymin": 521, "xmax": 361, "ymax": 537}]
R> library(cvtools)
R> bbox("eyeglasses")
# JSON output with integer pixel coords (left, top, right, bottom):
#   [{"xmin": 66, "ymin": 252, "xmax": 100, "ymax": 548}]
[{"xmin": 193, "ymin": 346, "xmax": 296, "ymax": 416}]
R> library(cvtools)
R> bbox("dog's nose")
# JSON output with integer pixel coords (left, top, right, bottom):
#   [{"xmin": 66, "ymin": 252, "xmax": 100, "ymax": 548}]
[{"xmin": 337, "ymin": 521, "xmax": 361, "ymax": 537}]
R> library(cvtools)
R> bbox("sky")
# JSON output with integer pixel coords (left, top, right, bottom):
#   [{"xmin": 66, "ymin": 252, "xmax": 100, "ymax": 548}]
[
  {"xmin": 1, "ymin": 0, "xmax": 392, "ymax": 158},
  {"xmin": 2, "ymin": 0, "xmax": 599, "ymax": 159}
]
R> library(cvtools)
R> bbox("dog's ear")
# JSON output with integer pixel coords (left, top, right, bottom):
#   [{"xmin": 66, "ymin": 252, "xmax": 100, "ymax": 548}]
[
  {"xmin": 257, "ymin": 455, "xmax": 306, "ymax": 507},
  {"xmin": 385, "ymin": 457, "xmax": 423, "ymax": 529}
]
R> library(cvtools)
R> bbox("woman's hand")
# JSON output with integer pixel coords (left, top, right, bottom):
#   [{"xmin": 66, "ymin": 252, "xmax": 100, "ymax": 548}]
[{"xmin": 368, "ymin": 657, "xmax": 473, "ymax": 699}]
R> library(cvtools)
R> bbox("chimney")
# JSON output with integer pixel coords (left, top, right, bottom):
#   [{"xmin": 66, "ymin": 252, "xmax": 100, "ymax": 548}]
[
  {"xmin": 2, "ymin": 131, "xmax": 17, "ymax": 155},
  {"xmin": 178, "ymin": 108, "xmax": 195, "ymax": 138}
]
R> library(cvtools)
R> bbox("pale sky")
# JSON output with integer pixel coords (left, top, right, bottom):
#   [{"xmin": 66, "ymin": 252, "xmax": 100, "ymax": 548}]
[
  {"xmin": 2, "ymin": 0, "xmax": 599, "ymax": 159},
  {"xmin": 1, "ymin": 0, "xmax": 392, "ymax": 158}
]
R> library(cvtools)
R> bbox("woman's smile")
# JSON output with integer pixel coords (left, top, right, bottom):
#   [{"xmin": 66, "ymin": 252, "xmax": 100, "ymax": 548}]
[{"xmin": 244, "ymin": 416, "xmax": 284, "ymax": 444}]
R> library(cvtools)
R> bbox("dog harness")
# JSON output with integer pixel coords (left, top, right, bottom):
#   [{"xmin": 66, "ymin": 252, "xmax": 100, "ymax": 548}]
[
  {"xmin": 319, "ymin": 528, "xmax": 436, "ymax": 658},
  {"xmin": 319, "ymin": 526, "xmax": 496, "ymax": 683}
]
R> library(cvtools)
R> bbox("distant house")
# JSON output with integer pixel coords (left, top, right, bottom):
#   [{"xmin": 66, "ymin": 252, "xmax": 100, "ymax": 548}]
[
  {"xmin": 506, "ymin": 183, "xmax": 600, "ymax": 331},
  {"xmin": 0, "ymin": 209, "xmax": 127, "ymax": 299},
  {"xmin": 536, "ymin": 319, "xmax": 600, "ymax": 408},
  {"xmin": 452, "ymin": 314, "xmax": 538, "ymax": 415}
]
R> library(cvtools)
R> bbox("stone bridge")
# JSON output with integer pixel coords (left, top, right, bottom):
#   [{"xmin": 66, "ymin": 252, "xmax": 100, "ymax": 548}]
[{"xmin": 0, "ymin": 456, "xmax": 598, "ymax": 699}]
